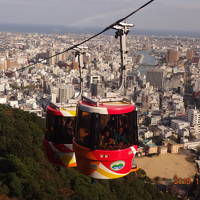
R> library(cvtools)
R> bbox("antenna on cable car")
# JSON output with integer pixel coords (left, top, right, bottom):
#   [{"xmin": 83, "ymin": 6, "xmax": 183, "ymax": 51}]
[
  {"xmin": 112, "ymin": 22, "xmax": 134, "ymax": 96},
  {"xmin": 74, "ymin": 46, "xmax": 88, "ymax": 99}
]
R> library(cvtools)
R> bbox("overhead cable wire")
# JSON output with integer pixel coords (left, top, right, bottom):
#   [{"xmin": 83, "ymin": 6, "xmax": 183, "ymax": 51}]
[{"xmin": 17, "ymin": 0, "xmax": 155, "ymax": 72}]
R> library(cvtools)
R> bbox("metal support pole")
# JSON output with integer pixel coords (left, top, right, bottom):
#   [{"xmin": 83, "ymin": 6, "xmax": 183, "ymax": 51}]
[
  {"xmin": 74, "ymin": 46, "xmax": 88, "ymax": 98},
  {"xmin": 113, "ymin": 22, "xmax": 134, "ymax": 95}
]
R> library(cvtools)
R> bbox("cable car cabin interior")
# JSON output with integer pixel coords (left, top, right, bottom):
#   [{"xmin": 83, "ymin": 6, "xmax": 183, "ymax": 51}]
[
  {"xmin": 75, "ymin": 110, "xmax": 138, "ymax": 150},
  {"xmin": 46, "ymin": 111, "xmax": 75, "ymax": 144}
]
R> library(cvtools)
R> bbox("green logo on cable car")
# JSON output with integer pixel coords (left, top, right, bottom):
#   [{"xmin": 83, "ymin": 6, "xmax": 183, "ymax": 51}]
[{"xmin": 110, "ymin": 161, "xmax": 125, "ymax": 171}]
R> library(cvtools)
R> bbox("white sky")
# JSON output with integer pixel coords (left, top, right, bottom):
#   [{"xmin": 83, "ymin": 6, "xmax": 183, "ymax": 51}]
[{"xmin": 0, "ymin": 0, "xmax": 200, "ymax": 31}]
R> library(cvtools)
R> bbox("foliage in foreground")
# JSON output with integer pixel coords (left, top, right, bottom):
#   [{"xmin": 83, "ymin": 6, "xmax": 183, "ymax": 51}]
[{"xmin": 0, "ymin": 105, "xmax": 177, "ymax": 200}]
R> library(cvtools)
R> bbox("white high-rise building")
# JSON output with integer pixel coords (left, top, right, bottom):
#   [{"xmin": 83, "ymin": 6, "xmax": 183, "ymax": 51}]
[
  {"xmin": 146, "ymin": 69, "xmax": 164, "ymax": 89},
  {"xmin": 47, "ymin": 50, "xmax": 56, "ymax": 66},
  {"xmin": 58, "ymin": 84, "xmax": 75, "ymax": 104},
  {"xmin": 188, "ymin": 108, "xmax": 200, "ymax": 138}
]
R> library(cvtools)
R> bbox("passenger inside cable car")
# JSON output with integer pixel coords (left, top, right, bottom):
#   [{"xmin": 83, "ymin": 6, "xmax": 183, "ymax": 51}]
[
  {"xmin": 46, "ymin": 112, "xmax": 75, "ymax": 144},
  {"xmin": 76, "ymin": 110, "xmax": 138, "ymax": 149}
]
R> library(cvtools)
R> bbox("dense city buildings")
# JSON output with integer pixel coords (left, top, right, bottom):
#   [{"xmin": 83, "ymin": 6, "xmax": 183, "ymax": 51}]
[
  {"xmin": 167, "ymin": 49, "xmax": 180, "ymax": 66},
  {"xmin": 146, "ymin": 69, "xmax": 164, "ymax": 89},
  {"xmin": 1, "ymin": 31, "xmax": 200, "ymax": 156}
]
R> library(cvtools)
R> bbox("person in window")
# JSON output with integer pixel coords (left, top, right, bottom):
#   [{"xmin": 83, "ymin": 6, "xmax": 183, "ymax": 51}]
[
  {"xmin": 79, "ymin": 128, "xmax": 90, "ymax": 146},
  {"xmin": 63, "ymin": 118, "xmax": 74, "ymax": 143},
  {"xmin": 117, "ymin": 127, "xmax": 128, "ymax": 146},
  {"xmin": 123, "ymin": 120, "xmax": 129, "ymax": 137},
  {"xmin": 99, "ymin": 133, "xmax": 105, "ymax": 147},
  {"xmin": 83, "ymin": 132, "xmax": 90, "ymax": 146},
  {"xmin": 100, "ymin": 130, "xmax": 115, "ymax": 148},
  {"xmin": 107, "ymin": 137, "xmax": 115, "ymax": 148},
  {"xmin": 106, "ymin": 117, "xmax": 116, "ymax": 133}
]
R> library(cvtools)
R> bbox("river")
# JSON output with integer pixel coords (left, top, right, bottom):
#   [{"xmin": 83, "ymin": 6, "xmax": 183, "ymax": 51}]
[{"xmin": 136, "ymin": 50, "xmax": 157, "ymax": 76}]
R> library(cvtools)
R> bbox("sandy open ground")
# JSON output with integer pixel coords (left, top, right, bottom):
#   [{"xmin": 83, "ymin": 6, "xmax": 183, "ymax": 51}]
[{"xmin": 135, "ymin": 153, "xmax": 197, "ymax": 180}]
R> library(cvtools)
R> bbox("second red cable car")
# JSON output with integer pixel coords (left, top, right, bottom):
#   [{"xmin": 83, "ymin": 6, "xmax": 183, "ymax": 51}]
[{"xmin": 44, "ymin": 103, "xmax": 77, "ymax": 168}]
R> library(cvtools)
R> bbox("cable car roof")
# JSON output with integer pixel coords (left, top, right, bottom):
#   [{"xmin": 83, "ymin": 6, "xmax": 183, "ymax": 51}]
[{"xmin": 78, "ymin": 100, "xmax": 136, "ymax": 115}]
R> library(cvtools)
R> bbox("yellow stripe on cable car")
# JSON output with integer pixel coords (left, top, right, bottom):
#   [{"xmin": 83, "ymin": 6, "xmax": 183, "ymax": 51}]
[
  {"xmin": 96, "ymin": 167, "xmax": 128, "ymax": 179},
  {"xmin": 60, "ymin": 108, "xmax": 76, "ymax": 116},
  {"xmin": 60, "ymin": 153, "xmax": 76, "ymax": 167},
  {"xmin": 67, "ymin": 110, "xmax": 76, "ymax": 116}
]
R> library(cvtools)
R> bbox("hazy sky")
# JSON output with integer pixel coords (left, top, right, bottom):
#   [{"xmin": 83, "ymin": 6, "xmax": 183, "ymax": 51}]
[{"xmin": 0, "ymin": 0, "xmax": 200, "ymax": 31}]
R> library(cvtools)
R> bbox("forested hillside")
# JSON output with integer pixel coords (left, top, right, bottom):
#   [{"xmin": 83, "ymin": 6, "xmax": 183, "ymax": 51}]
[{"xmin": 0, "ymin": 105, "xmax": 178, "ymax": 200}]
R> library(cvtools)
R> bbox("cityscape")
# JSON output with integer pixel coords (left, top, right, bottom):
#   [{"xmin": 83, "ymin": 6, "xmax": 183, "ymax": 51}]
[
  {"xmin": 1, "ymin": 0, "xmax": 200, "ymax": 199},
  {"xmin": 1, "ymin": 27, "xmax": 200, "ymax": 199},
  {"xmin": 1, "ymin": 31, "xmax": 200, "ymax": 151}
]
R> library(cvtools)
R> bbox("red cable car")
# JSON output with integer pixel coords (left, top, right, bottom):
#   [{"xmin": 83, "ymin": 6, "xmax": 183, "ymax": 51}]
[
  {"xmin": 43, "ymin": 103, "xmax": 77, "ymax": 168},
  {"xmin": 43, "ymin": 22, "xmax": 139, "ymax": 177},
  {"xmin": 73, "ymin": 97, "xmax": 138, "ymax": 179}
]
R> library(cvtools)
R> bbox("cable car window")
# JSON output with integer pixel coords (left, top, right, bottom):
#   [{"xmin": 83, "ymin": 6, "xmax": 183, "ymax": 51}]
[
  {"xmin": 90, "ymin": 113, "xmax": 101, "ymax": 149},
  {"xmin": 46, "ymin": 112, "xmax": 75, "ymax": 144},
  {"xmin": 76, "ymin": 111, "xmax": 91, "ymax": 147},
  {"xmin": 75, "ymin": 109, "xmax": 138, "ymax": 149},
  {"xmin": 99, "ymin": 111, "xmax": 138, "ymax": 149}
]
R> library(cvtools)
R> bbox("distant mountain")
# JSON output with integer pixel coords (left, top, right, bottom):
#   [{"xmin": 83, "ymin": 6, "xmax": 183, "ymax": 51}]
[
  {"xmin": 0, "ymin": 23, "xmax": 70, "ymax": 34},
  {"xmin": 0, "ymin": 23, "xmax": 200, "ymax": 37},
  {"xmin": 0, "ymin": 23, "xmax": 101, "ymax": 34}
]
